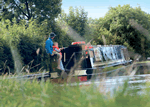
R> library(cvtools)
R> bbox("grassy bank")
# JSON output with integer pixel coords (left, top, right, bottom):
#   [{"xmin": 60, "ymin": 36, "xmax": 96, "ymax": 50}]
[
  {"xmin": 1, "ymin": 78, "xmax": 150, "ymax": 107},
  {"xmin": 101, "ymin": 65, "xmax": 124, "ymax": 72}
]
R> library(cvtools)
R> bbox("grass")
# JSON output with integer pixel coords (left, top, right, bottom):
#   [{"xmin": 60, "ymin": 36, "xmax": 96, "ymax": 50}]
[
  {"xmin": 1, "ymin": 77, "xmax": 150, "ymax": 107},
  {"xmin": 136, "ymin": 60, "xmax": 150, "ymax": 64},
  {"xmin": 101, "ymin": 65, "xmax": 124, "ymax": 72},
  {"xmin": 1, "ymin": 59, "xmax": 150, "ymax": 107}
]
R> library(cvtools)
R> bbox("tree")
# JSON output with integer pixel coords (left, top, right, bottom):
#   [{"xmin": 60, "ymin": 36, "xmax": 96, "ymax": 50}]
[
  {"xmin": 0, "ymin": 18, "xmax": 50, "ymax": 74},
  {"xmin": 0, "ymin": 0, "xmax": 62, "ymax": 23},
  {"xmin": 84, "ymin": 17, "xmax": 99, "ymax": 43},
  {"xmin": 94, "ymin": 4, "xmax": 150, "ymax": 57},
  {"xmin": 64, "ymin": 6, "xmax": 88, "ymax": 37}
]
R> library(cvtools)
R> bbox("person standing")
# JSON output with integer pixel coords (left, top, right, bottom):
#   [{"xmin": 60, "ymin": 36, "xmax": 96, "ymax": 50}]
[
  {"xmin": 45, "ymin": 32, "xmax": 61, "ymax": 70},
  {"xmin": 45, "ymin": 32, "xmax": 56, "ymax": 55}
]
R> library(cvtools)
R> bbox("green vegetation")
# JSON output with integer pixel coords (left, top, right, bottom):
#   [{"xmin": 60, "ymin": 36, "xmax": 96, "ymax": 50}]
[
  {"xmin": 0, "ymin": 19, "xmax": 49, "ymax": 74},
  {"xmin": 93, "ymin": 4, "xmax": 150, "ymax": 58},
  {"xmin": 0, "ymin": 0, "xmax": 62, "ymax": 23},
  {"xmin": 136, "ymin": 61, "xmax": 150, "ymax": 64},
  {"xmin": 101, "ymin": 65, "xmax": 124, "ymax": 72},
  {"xmin": 0, "ymin": 2, "xmax": 150, "ymax": 75},
  {"xmin": 61, "ymin": 6, "xmax": 88, "ymax": 37},
  {"xmin": 0, "ymin": 78, "xmax": 150, "ymax": 107},
  {"xmin": 1, "ymin": 1, "xmax": 150, "ymax": 106}
]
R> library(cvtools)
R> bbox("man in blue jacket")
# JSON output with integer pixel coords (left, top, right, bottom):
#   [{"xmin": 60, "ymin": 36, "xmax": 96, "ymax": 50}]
[
  {"xmin": 45, "ymin": 32, "xmax": 56, "ymax": 55},
  {"xmin": 45, "ymin": 32, "xmax": 61, "ymax": 70}
]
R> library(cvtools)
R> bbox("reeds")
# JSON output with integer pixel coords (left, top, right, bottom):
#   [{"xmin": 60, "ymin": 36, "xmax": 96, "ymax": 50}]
[{"xmin": 1, "ymin": 75, "xmax": 150, "ymax": 107}]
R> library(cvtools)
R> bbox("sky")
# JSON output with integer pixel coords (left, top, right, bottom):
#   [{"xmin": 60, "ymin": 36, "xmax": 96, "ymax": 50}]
[{"xmin": 61, "ymin": 0, "xmax": 150, "ymax": 19}]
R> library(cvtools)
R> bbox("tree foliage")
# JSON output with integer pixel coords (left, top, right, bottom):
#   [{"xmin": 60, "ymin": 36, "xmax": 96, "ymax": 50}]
[
  {"xmin": 93, "ymin": 4, "xmax": 150, "ymax": 57},
  {"xmin": 62, "ymin": 6, "xmax": 88, "ymax": 37},
  {"xmin": 0, "ymin": 19, "xmax": 50, "ymax": 73},
  {"xmin": 0, "ymin": 0, "xmax": 62, "ymax": 23},
  {"xmin": 1, "ymin": 4, "xmax": 150, "ymax": 74}
]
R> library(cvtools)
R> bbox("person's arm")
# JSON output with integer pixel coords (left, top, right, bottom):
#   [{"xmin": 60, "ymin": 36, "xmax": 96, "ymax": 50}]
[
  {"xmin": 60, "ymin": 48, "xmax": 64, "ymax": 50},
  {"xmin": 54, "ymin": 48, "xmax": 60, "ymax": 52}
]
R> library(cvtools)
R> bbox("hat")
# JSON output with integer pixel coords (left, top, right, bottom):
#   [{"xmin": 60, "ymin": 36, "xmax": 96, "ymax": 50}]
[{"xmin": 49, "ymin": 32, "xmax": 56, "ymax": 38}]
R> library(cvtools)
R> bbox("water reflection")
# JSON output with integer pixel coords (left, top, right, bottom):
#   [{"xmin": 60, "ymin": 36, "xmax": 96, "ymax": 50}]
[{"xmin": 78, "ymin": 66, "xmax": 150, "ymax": 96}]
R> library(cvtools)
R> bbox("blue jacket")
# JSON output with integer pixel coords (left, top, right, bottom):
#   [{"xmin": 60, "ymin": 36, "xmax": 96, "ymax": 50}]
[{"xmin": 45, "ymin": 38, "xmax": 53, "ymax": 55}]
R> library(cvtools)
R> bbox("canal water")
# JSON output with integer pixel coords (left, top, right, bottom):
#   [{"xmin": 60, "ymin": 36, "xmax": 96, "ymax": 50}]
[{"xmin": 73, "ymin": 64, "xmax": 150, "ymax": 96}]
